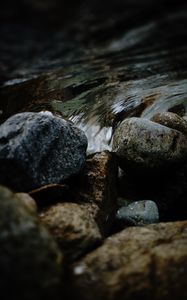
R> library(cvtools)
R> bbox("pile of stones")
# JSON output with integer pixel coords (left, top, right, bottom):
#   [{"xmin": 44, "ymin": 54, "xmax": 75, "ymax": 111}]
[{"xmin": 0, "ymin": 111, "xmax": 186, "ymax": 300}]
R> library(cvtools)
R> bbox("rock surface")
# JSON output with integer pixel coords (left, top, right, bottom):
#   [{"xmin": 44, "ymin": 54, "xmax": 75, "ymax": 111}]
[
  {"xmin": 0, "ymin": 186, "xmax": 63, "ymax": 300},
  {"xmin": 0, "ymin": 112, "xmax": 87, "ymax": 191},
  {"xmin": 40, "ymin": 202, "xmax": 102, "ymax": 261},
  {"xmin": 112, "ymin": 117, "xmax": 187, "ymax": 171},
  {"xmin": 15, "ymin": 192, "xmax": 37, "ymax": 212},
  {"xmin": 116, "ymin": 200, "xmax": 159, "ymax": 226},
  {"xmin": 71, "ymin": 220, "xmax": 187, "ymax": 300},
  {"xmin": 72, "ymin": 151, "xmax": 118, "ymax": 236},
  {"xmin": 151, "ymin": 112, "xmax": 187, "ymax": 135}
]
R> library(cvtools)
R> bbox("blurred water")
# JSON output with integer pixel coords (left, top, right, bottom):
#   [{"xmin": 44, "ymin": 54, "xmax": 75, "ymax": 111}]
[{"xmin": 0, "ymin": 4, "xmax": 187, "ymax": 153}]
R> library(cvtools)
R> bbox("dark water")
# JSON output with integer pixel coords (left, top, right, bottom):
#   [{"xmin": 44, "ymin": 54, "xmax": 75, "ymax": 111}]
[{"xmin": 0, "ymin": 0, "xmax": 187, "ymax": 152}]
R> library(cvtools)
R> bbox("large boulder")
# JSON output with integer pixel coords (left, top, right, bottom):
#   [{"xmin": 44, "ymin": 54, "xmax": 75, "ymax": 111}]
[
  {"xmin": 0, "ymin": 186, "xmax": 63, "ymax": 300},
  {"xmin": 0, "ymin": 112, "xmax": 87, "ymax": 191},
  {"xmin": 112, "ymin": 117, "xmax": 187, "ymax": 171},
  {"xmin": 71, "ymin": 220, "xmax": 187, "ymax": 300}
]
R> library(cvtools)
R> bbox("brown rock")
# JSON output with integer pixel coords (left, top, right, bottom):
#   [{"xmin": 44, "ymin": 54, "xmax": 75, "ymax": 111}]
[
  {"xmin": 40, "ymin": 202, "xmax": 102, "ymax": 260},
  {"xmin": 74, "ymin": 151, "xmax": 118, "ymax": 235},
  {"xmin": 71, "ymin": 221, "xmax": 187, "ymax": 300},
  {"xmin": 151, "ymin": 112, "xmax": 187, "ymax": 135}
]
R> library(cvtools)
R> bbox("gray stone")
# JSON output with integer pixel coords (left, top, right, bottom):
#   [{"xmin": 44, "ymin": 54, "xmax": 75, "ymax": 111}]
[
  {"xmin": 0, "ymin": 112, "xmax": 87, "ymax": 191},
  {"xmin": 112, "ymin": 117, "xmax": 187, "ymax": 171},
  {"xmin": 116, "ymin": 200, "xmax": 159, "ymax": 226},
  {"xmin": 151, "ymin": 112, "xmax": 187, "ymax": 135},
  {"xmin": 0, "ymin": 186, "xmax": 63, "ymax": 300}
]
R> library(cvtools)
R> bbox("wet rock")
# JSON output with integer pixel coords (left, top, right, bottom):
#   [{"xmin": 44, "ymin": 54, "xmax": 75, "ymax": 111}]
[
  {"xmin": 0, "ymin": 112, "xmax": 87, "ymax": 191},
  {"xmin": 0, "ymin": 186, "xmax": 63, "ymax": 300},
  {"xmin": 15, "ymin": 192, "xmax": 37, "ymax": 212},
  {"xmin": 73, "ymin": 151, "xmax": 118, "ymax": 236},
  {"xmin": 40, "ymin": 202, "xmax": 102, "ymax": 261},
  {"xmin": 112, "ymin": 117, "xmax": 187, "ymax": 171},
  {"xmin": 151, "ymin": 112, "xmax": 187, "ymax": 135},
  {"xmin": 116, "ymin": 200, "xmax": 159, "ymax": 227},
  {"xmin": 71, "ymin": 220, "xmax": 187, "ymax": 300}
]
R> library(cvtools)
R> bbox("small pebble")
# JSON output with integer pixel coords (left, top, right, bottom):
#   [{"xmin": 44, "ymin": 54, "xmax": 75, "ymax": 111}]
[{"xmin": 116, "ymin": 200, "xmax": 159, "ymax": 226}]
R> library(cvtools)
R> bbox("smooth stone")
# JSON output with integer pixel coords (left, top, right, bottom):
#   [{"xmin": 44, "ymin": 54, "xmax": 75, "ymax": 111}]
[
  {"xmin": 0, "ymin": 112, "xmax": 87, "ymax": 191},
  {"xmin": 116, "ymin": 200, "xmax": 159, "ymax": 226},
  {"xmin": 0, "ymin": 186, "xmax": 62, "ymax": 300},
  {"xmin": 71, "ymin": 220, "xmax": 187, "ymax": 300},
  {"xmin": 112, "ymin": 117, "xmax": 187, "ymax": 171},
  {"xmin": 15, "ymin": 192, "xmax": 37, "ymax": 213},
  {"xmin": 151, "ymin": 112, "xmax": 187, "ymax": 135}
]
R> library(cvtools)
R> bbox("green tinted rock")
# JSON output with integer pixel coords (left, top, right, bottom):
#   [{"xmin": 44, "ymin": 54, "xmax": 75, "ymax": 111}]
[{"xmin": 0, "ymin": 186, "xmax": 63, "ymax": 300}]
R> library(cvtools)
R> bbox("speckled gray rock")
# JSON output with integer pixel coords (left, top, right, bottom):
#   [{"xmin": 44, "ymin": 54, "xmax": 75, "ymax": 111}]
[
  {"xmin": 116, "ymin": 200, "xmax": 159, "ymax": 226},
  {"xmin": 0, "ymin": 112, "xmax": 87, "ymax": 191},
  {"xmin": 0, "ymin": 186, "xmax": 63, "ymax": 300},
  {"xmin": 151, "ymin": 112, "xmax": 187, "ymax": 135},
  {"xmin": 112, "ymin": 117, "xmax": 187, "ymax": 171}
]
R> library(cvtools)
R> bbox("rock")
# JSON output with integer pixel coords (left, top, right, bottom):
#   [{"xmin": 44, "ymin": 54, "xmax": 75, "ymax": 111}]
[
  {"xmin": 71, "ymin": 220, "xmax": 187, "ymax": 300},
  {"xmin": 0, "ymin": 186, "xmax": 63, "ymax": 300},
  {"xmin": 112, "ymin": 117, "xmax": 187, "ymax": 171},
  {"xmin": 116, "ymin": 200, "xmax": 159, "ymax": 227},
  {"xmin": 40, "ymin": 202, "xmax": 102, "ymax": 261},
  {"xmin": 0, "ymin": 112, "xmax": 87, "ymax": 191},
  {"xmin": 151, "ymin": 112, "xmax": 187, "ymax": 135},
  {"xmin": 15, "ymin": 192, "xmax": 37, "ymax": 212},
  {"xmin": 72, "ymin": 151, "xmax": 118, "ymax": 236}
]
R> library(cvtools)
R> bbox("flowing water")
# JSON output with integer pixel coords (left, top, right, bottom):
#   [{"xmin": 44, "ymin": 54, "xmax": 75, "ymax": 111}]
[{"xmin": 0, "ymin": 1, "xmax": 187, "ymax": 153}]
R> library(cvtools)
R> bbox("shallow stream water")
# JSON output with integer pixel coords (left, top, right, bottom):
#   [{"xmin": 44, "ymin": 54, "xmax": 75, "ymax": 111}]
[{"xmin": 0, "ymin": 1, "xmax": 187, "ymax": 153}]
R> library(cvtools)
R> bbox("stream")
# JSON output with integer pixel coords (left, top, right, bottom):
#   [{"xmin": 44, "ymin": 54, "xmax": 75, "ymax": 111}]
[{"xmin": 0, "ymin": 0, "xmax": 187, "ymax": 153}]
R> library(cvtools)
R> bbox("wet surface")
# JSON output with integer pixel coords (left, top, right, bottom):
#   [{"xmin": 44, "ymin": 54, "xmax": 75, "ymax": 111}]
[{"xmin": 0, "ymin": 0, "xmax": 187, "ymax": 152}]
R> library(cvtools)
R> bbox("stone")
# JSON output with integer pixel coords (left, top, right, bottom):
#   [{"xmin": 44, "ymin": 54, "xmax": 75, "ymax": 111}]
[
  {"xmin": 71, "ymin": 220, "xmax": 187, "ymax": 300},
  {"xmin": 0, "ymin": 186, "xmax": 63, "ymax": 300},
  {"xmin": 116, "ymin": 200, "xmax": 159, "ymax": 227},
  {"xmin": 71, "ymin": 151, "xmax": 118, "ymax": 236},
  {"xmin": 15, "ymin": 192, "xmax": 37, "ymax": 213},
  {"xmin": 112, "ymin": 117, "xmax": 187, "ymax": 171},
  {"xmin": 40, "ymin": 202, "xmax": 102, "ymax": 261},
  {"xmin": 151, "ymin": 112, "xmax": 187, "ymax": 135},
  {"xmin": 0, "ymin": 112, "xmax": 87, "ymax": 191}
]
